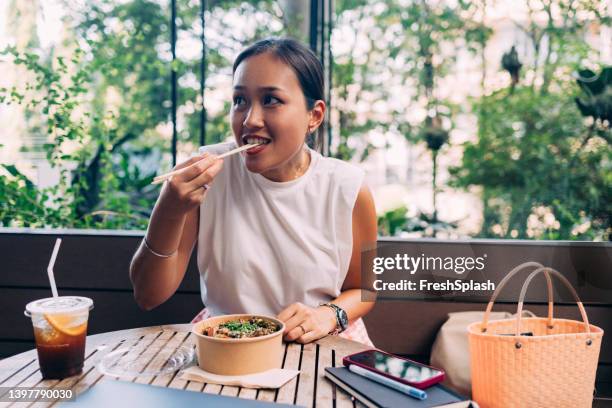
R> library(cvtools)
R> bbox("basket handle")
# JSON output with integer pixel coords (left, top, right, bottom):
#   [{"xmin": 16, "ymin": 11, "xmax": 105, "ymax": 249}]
[
  {"xmin": 481, "ymin": 261, "xmax": 554, "ymax": 332},
  {"xmin": 515, "ymin": 266, "xmax": 591, "ymax": 337}
]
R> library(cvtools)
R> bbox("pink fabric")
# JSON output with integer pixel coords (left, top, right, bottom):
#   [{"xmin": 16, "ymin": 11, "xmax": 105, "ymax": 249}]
[
  {"xmin": 339, "ymin": 317, "xmax": 375, "ymax": 347},
  {"xmin": 191, "ymin": 308, "xmax": 374, "ymax": 347}
]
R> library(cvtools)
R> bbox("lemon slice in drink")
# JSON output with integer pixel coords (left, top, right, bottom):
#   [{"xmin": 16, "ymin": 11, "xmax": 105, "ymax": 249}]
[{"xmin": 44, "ymin": 314, "xmax": 86, "ymax": 336}]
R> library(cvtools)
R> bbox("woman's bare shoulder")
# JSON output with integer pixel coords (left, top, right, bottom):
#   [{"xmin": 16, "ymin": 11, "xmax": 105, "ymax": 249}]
[{"xmin": 353, "ymin": 184, "xmax": 376, "ymax": 221}]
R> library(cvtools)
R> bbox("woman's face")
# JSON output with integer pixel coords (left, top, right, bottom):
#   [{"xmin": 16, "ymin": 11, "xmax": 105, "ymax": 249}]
[{"xmin": 230, "ymin": 52, "xmax": 324, "ymax": 180}]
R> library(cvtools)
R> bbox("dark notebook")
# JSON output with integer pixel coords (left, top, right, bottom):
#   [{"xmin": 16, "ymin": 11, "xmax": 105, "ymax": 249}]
[
  {"xmin": 58, "ymin": 380, "xmax": 296, "ymax": 407},
  {"xmin": 325, "ymin": 367, "xmax": 472, "ymax": 408}
]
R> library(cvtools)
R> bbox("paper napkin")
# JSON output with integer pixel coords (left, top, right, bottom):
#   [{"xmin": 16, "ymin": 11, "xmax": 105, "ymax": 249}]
[{"xmin": 179, "ymin": 367, "xmax": 300, "ymax": 389}]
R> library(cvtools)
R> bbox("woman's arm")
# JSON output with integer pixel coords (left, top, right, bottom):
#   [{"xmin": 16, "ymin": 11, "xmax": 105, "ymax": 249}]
[
  {"xmin": 332, "ymin": 184, "xmax": 378, "ymax": 320},
  {"xmin": 129, "ymin": 206, "xmax": 198, "ymax": 310},
  {"xmin": 129, "ymin": 154, "xmax": 223, "ymax": 310},
  {"xmin": 280, "ymin": 184, "xmax": 378, "ymax": 343}
]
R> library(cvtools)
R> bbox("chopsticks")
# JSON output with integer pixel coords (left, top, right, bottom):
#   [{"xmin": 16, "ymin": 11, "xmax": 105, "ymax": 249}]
[{"xmin": 151, "ymin": 143, "xmax": 260, "ymax": 185}]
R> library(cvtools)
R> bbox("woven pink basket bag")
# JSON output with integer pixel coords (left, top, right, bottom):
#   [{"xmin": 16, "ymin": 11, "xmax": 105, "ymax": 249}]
[{"xmin": 468, "ymin": 262, "xmax": 603, "ymax": 408}]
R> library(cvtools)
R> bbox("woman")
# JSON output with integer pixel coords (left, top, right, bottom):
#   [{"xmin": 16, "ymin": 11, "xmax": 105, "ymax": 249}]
[{"xmin": 130, "ymin": 38, "xmax": 377, "ymax": 345}]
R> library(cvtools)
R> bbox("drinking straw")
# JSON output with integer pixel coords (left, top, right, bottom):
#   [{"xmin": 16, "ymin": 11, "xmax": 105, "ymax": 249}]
[{"xmin": 47, "ymin": 238, "xmax": 62, "ymax": 298}]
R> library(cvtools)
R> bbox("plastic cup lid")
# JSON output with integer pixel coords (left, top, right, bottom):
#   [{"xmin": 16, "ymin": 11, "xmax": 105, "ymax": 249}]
[
  {"xmin": 25, "ymin": 296, "xmax": 93, "ymax": 316},
  {"xmin": 96, "ymin": 337, "xmax": 195, "ymax": 377}
]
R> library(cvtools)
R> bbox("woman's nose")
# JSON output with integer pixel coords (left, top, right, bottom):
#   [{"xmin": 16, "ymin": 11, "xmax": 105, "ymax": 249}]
[{"xmin": 243, "ymin": 104, "xmax": 264, "ymax": 129}]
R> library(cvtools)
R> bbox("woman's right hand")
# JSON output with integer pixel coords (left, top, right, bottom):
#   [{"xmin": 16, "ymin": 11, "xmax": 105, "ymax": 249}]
[{"xmin": 157, "ymin": 153, "xmax": 224, "ymax": 217}]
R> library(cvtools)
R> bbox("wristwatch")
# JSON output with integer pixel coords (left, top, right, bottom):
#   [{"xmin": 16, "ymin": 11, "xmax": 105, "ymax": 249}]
[{"xmin": 320, "ymin": 303, "xmax": 348, "ymax": 334}]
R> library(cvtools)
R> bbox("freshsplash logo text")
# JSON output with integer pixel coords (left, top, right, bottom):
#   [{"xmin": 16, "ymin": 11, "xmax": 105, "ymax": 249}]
[{"xmin": 372, "ymin": 253, "xmax": 487, "ymax": 275}]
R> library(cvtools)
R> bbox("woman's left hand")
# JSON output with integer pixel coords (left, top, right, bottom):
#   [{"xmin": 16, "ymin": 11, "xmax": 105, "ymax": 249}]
[{"xmin": 277, "ymin": 302, "xmax": 337, "ymax": 344}]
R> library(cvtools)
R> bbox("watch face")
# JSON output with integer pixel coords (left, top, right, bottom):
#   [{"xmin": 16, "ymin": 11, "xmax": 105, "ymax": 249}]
[{"xmin": 337, "ymin": 308, "xmax": 349, "ymax": 330}]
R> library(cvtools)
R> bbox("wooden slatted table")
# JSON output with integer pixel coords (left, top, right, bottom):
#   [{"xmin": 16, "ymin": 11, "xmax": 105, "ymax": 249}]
[{"xmin": 0, "ymin": 324, "xmax": 369, "ymax": 407}]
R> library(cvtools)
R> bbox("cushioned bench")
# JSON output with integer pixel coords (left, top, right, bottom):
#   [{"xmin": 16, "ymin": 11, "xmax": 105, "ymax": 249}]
[{"xmin": 1, "ymin": 230, "xmax": 610, "ymax": 397}]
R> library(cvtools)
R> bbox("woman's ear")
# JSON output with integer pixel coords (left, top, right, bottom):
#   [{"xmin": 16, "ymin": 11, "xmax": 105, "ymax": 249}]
[{"xmin": 308, "ymin": 100, "xmax": 326, "ymax": 133}]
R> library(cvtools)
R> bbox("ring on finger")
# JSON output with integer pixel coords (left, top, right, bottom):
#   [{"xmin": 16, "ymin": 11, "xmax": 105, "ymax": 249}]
[{"xmin": 202, "ymin": 183, "xmax": 210, "ymax": 191}]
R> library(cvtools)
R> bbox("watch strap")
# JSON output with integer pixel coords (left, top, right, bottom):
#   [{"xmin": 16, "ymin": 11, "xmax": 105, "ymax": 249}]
[{"xmin": 320, "ymin": 303, "xmax": 348, "ymax": 334}]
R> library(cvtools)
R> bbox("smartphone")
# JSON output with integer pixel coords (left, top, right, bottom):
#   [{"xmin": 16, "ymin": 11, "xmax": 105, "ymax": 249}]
[{"xmin": 343, "ymin": 349, "xmax": 445, "ymax": 389}]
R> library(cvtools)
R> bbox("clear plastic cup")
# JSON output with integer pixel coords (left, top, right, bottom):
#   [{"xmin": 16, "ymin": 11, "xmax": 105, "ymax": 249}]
[{"xmin": 24, "ymin": 296, "xmax": 94, "ymax": 379}]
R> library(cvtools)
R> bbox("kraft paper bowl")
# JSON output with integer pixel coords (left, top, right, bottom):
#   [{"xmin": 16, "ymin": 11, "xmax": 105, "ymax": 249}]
[{"xmin": 192, "ymin": 314, "xmax": 285, "ymax": 375}]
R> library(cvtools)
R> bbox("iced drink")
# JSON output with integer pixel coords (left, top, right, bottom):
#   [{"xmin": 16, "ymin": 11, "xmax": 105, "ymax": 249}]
[{"xmin": 25, "ymin": 296, "xmax": 93, "ymax": 379}]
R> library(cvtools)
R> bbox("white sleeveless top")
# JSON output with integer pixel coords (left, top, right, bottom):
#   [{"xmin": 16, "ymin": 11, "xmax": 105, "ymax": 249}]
[{"xmin": 196, "ymin": 142, "xmax": 365, "ymax": 317}]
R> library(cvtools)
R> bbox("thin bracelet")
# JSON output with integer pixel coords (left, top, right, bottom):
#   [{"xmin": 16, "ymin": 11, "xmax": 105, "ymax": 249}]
[{"xmin": 143, "ymin": 237, "xmax": 177, "ymax": 258}]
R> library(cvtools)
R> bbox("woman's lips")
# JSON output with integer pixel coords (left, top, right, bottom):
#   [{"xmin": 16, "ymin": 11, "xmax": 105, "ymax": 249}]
[
  {"xmin": 246, "ymin": 142, "xmax": 268, "ymax": 155},
  {"xmin": 242, "ymin": 136, "xmax": 271, "ymax": 155}
]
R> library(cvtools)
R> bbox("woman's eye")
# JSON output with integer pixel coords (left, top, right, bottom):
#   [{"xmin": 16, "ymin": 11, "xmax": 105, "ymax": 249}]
[
  {"xmin": 263, "ymin": 95, "xmax": 281, "ymax": 105},
  {"xmin": 233, "ymin": 96, "xmax": 246, "ymax": 106}
]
